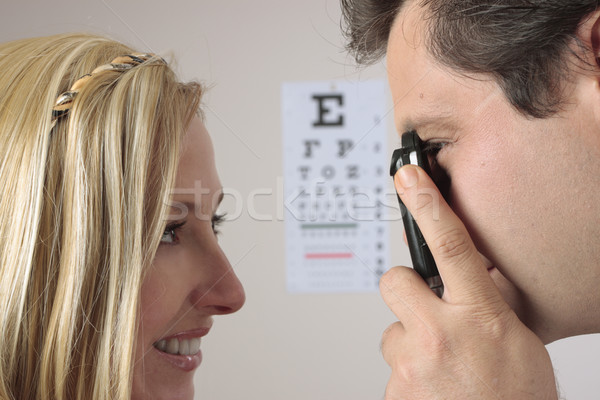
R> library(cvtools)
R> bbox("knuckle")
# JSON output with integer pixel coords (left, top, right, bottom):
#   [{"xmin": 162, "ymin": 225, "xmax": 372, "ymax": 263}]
[
  {"xmin": 382, "ymin": 322, "xmax": 455, "ymax": 394},
  {"xmin": 423, "ymin": 330, "xmax": 451, "ymax": 361},
  {"xmin": 379, "ymin": 270, "xmax": 399, "ymax": 301},
  {"xmin": 388, "ymin": 335, "xmax": 447, "ymax": 387},
  {"xmin": 381, "ymin": 322, "xmax": 402, "ymax": 345},
  {"xmin": 395, "ymin": 363, "xmax": 420, "ymax": 387},
  {"xmin": 432, "ymin": 227, "xmax": 472, "ymax": 263},
  {"xmin": 384, "ymin": 378, "xmax": 405, "ymax": 400},
  {"xmin": 409, "ymin": 318, "xmax": 449, "ymax": 359},
  {"xmin": 379, "ymin": 268, "xmax": 423, "ymax": 309},
  {"xmin": 379, "ymin": 267, "xmax": 399, "ymax": 290},
  {"xmin": 381, "ymin": 322, "xmax": 403, "ymax": 364},
  {"xmin": 470, "ymin": 306, "xmax": 518, "ymax": 341},
  {"xmin": 379, "ymin": 267, "xmax": 410, "ymax": 295}
]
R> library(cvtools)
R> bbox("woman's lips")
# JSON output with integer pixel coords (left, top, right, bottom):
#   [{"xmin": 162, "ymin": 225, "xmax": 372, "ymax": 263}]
[
  {"xmin": 153, "ymin": 347, "xmax": 203, "ymax": 372},
  {"xmin": 152, "ymin": 328, "xmax": 210, "ymax": 372}
]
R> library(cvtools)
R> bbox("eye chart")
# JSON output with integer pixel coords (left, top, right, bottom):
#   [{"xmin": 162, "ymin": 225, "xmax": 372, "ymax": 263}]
[{"xmin": 282, "ymin": 80, "xmax": 390, "ymax": 293}]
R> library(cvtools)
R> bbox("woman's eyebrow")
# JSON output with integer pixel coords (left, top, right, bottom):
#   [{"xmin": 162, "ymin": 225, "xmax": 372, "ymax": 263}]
[{"xmin": 169, "ymin": 191, "xmax": 224, "ymax": 219}]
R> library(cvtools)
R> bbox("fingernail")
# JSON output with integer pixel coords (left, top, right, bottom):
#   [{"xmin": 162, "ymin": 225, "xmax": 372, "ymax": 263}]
[{"xmin": 398, "ymin": 165, "xmax": 418, "ymax": 188}]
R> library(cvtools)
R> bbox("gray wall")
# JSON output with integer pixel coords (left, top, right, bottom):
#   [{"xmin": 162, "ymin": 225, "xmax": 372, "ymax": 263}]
[{"xmin": 2, "ymin": 1, "xmax": 598, "ymax": 399}]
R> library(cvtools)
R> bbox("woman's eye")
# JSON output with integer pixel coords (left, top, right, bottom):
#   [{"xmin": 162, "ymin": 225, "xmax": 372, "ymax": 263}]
[
  {"xmin": 160, "ymin": 229, "xmax": 177, "ymax": 245},
  {"xmin": 160, "ymin": 221, "xmax": 186, "ymax": 245},
  {"xmin": 211, "ymin": 213, "xmax": 227, "ymax": 236}
]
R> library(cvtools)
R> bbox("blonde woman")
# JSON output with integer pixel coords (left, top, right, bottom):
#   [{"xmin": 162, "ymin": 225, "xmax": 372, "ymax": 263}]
[{"xmin": 0, "ymin": 33, "xmax": 245, "ymax": 400}]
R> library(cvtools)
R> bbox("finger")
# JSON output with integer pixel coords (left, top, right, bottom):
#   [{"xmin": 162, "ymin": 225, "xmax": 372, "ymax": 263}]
[
  {"xmin": 379, "ymin": 266, "xmax": 438, "ymax": 326},
  {"xmin": 394, "ymin": 165, "xmax": 502, "ymax": 304},
  {"xmin": 381, "ymin": 321, "xmax": 405, "ymax": 367},
  {"xmin": 384, "ymin": 377, "xmax": 404, "ymax": 400}
]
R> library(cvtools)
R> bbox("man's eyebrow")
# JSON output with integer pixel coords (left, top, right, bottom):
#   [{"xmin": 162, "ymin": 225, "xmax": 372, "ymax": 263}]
[{"xmin": 399, "ymin": 110, "xmax": 457, "ymax": 136}]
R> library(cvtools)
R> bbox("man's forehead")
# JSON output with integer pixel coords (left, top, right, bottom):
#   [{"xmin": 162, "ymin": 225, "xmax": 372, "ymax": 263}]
[
  {"xmin": 386, "ymin": 3, "xmax": 498, "ymax": 136},
  {"xmin": 386, "ymin": 3, "xmax": 440, "ymax": 131},
  {"xmin": 390, "ymin": 1, "xmax": 425, "ymax": 46},
  {"xmin": 387, "ymin": 53, "xmax": 459, "ymax": 135}
]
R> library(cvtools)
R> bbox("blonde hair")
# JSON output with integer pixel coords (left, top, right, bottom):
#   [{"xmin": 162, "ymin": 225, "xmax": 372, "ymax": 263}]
[{"xmin": 0, "ymin": 33, "xmax": 202, "ymax": 400}]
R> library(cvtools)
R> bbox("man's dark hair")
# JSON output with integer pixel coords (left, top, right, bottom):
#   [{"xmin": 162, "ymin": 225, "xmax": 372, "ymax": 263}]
[{"xmin": 341, "ymin": 0, "xmax": 599, "ymax": 118}]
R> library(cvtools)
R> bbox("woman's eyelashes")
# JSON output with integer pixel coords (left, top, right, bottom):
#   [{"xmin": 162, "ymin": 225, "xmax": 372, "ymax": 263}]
[
  {"xmin": 211, "ymin": 212, "xmax": 226, "ymax": 236},
  {"xmin": 159, "ymin": 213, "xmax": 227, "ymax": 246},
  {"xmin": 160, "ymin": 221, "xmax": 186, "ymax": 245}
]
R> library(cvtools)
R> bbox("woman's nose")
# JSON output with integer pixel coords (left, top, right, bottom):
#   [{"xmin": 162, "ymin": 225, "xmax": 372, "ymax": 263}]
[{"xmin": 189, "ymin": 248, "xmax": 245, "ymax": 315}]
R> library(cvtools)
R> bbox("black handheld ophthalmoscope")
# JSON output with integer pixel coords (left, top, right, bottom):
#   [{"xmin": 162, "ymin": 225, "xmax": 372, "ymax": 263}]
[{"xmin": 390, "ymin": 131, "xmax": 443, "ymax": 297}]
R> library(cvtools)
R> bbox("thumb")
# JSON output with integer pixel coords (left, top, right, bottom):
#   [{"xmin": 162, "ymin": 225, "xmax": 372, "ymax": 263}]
[{"xmin": 395, "ymin": 164, "xmax": 504, "ymax": 305}]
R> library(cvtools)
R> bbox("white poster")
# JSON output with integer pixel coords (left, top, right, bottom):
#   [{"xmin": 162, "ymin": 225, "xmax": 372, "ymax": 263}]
[{"xmin": 282, "ymin": 80, "xmax": 390, "ymax": 293}]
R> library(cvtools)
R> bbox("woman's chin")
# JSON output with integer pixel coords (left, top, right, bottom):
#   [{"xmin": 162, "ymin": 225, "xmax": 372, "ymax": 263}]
[
  {"xmin": 131, "ymin": 367, "xmax": 196, "ymax": 400},
  {"xmin": 131, "ymin": 382, "xmax": 195, "ymax": 400}
]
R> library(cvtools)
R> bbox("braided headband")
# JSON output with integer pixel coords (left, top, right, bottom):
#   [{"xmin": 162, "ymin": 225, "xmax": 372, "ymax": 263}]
[{"xmin": 51, "ymin": 53, "xmax": 165, "ymax": 129}]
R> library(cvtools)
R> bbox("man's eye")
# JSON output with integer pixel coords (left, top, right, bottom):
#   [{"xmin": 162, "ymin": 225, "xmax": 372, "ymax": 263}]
[
  {"xmin": 160, "ymin": 221, "xmax": 186, "ymax": 245},
  {"xmin": 423, "ymin": 141, "xmax": 446, "ymax": 159},
  {"xmin": 211, "ymin": 213, "xmax": 227, "ymax": 236},
  {"xmin": 423, "ymin": 141, "xmax": 451, "ymax": 201}
]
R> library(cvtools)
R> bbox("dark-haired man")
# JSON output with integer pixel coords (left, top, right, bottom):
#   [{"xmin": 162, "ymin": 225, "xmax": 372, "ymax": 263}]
[{"xmin": 341, "ymin": 1, "xmax": 600, "ymax": 398}]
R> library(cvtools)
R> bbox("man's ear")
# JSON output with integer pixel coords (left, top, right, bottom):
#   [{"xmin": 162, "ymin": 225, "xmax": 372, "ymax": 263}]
[
  {"xmin": 577, "ymin": 11, "xmax": 600, "ymax": 141},
  {"xmin": 577, "ymin": 10, "xmax": 600, "ymax": 69}
]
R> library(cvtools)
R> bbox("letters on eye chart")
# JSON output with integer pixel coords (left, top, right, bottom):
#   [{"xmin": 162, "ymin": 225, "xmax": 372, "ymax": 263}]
[{"xmin": 281, "ymin": 80, "xmax": 391, "ymax": 293}]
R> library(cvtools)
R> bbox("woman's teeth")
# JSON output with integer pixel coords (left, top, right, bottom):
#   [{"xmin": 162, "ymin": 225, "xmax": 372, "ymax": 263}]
[{"xmin": 154, "ymin": 337, "xmax": 201, "ymax": 356}]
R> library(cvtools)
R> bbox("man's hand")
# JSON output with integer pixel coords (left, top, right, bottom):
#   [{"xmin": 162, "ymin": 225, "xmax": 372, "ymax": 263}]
[{"xmin": 382, "ymin": 164, "xmax": 557, "ymax": 399}]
